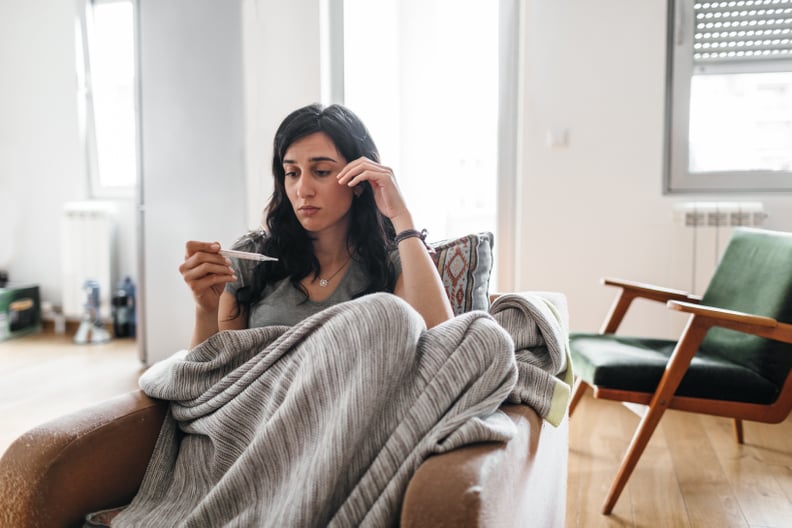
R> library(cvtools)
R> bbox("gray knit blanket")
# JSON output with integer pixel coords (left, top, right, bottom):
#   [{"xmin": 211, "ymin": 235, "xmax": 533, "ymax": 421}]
[{"xmin": 104, "ymin": 292, "xmax": 570, "ymax": 527}]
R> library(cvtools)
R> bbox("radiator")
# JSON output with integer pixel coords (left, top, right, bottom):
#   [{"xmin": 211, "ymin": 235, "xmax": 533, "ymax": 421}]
[
  {"xmin": 61, "ymin": 201, "xmax": 117, "ymax": 319},
  {"xmin": 672, "ymin": 202, "xmax": 767, "ymax": 295}
]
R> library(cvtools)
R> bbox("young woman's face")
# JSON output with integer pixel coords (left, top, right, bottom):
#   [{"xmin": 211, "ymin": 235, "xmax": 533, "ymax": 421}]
[{"xmin": 283, "ymin": 132, "xmax": 354, "ymax": 236}]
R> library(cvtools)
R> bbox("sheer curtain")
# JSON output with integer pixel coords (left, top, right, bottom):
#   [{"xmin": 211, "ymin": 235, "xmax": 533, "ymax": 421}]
[{"xmin": 342, "ymin": 0, "xmax": 500, "ymax": 244}]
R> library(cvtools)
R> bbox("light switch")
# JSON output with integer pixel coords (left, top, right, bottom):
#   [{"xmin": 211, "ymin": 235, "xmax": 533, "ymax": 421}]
[{"xmin": 546, "ymin": 128, "xmax": 569, "ymax": 148}]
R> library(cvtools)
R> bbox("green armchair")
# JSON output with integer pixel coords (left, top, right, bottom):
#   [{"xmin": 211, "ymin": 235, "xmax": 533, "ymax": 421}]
[{"xmin": 568, "ymin": 227, "xmax": 792, "ymax": 514}]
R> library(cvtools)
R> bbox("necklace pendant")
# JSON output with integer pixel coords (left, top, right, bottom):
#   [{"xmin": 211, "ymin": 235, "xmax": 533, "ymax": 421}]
[{"xmin": 319, "ymin": 278, "xmax": 329, "ymax": 287}]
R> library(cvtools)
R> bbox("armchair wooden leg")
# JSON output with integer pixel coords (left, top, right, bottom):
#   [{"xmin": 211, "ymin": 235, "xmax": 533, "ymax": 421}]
[
  {"xmin": 733, "ymin": 419, "xmax": 744, "ymax": 444},
  {"xmin": 568, "ymin": 378, "xmax": 589, "ymax": 416},
  {"xmin": 602, "ymin": 317, "xmax": 710, "ymax": 515},
  {"xmin": 602, "ymin": 399, "xmax": 669, "ymax": 514}
]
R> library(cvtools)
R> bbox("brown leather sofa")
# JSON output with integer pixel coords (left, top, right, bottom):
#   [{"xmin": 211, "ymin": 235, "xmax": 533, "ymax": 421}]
[
  {"xmin": 0, "ymin": 291, "xmax": 570, "ymax": 527},
  {"xmin": 0, "ymin": 390, "xmax": 567, "ymax": 527}
]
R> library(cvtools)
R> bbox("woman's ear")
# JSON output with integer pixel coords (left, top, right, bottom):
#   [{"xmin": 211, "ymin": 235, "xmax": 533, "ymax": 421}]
[{"xmin": 353, "ymin": 186, "xmax": 363, "ymax": 198}]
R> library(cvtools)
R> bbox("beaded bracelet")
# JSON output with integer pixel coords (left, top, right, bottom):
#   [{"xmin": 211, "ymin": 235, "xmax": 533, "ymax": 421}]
[{"xmin": 395, "ymin": 228, "xmax": 433, "ymax": 252}]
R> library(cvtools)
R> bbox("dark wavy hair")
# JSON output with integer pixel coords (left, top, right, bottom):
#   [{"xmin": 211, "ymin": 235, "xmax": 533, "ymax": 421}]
[{"xmin": 232, "ymin": 103, "xmax": 397, "ymax": 317}]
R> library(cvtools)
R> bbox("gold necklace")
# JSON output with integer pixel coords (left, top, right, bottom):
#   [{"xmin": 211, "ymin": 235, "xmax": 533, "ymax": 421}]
[{"xmin": 318, "ymin": 256, "xmax": 352, "ymax": 287}]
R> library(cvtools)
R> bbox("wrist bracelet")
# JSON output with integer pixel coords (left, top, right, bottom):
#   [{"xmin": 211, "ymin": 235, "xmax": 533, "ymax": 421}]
[{"xmin": 395, "ymin": 228, "xmax": 433, "ymax": 252}]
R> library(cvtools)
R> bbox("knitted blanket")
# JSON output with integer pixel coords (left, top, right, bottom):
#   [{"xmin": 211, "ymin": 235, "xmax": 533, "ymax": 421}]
[{"xmin": 104, "ymin": 292, "xmax": 570, "ymax": 527}]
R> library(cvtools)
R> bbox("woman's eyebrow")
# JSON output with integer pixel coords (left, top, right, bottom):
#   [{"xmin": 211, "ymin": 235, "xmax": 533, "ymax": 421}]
[{"xmin": 282, "ymin": 156, "xmax": 338, "ymax": 164}]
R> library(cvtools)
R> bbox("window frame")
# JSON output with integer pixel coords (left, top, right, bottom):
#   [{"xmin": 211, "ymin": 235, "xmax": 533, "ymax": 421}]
[{"xmin": 665, "ymin": 0, "xmax": 792, "ymax": 193}]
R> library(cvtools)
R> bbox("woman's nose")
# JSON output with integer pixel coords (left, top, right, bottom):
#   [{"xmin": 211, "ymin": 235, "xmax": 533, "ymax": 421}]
[{"xmin": 295, "ymin": 176, "xmax": 315, "ymax": 198}]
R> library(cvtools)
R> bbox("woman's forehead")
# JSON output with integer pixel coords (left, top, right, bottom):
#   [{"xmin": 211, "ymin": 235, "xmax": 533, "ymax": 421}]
[{"xmin": 283, "ymin": 132, "xmax": 344, "ymax": 163}]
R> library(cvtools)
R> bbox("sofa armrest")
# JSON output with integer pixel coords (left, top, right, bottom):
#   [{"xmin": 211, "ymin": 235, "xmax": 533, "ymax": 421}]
[
  {"xmin": 0, "ymin": 390, "xmax": 167, "ymax": 528},
  {"xmin": 401, "ymin": 404, "xmax": 569, "ymax": 528}
]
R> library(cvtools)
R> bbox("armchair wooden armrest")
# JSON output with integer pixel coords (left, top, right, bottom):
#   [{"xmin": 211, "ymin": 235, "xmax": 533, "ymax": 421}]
[
  {"xmin": 668, "ymin": 300, "xmax": 792, "ymax": 343},
  {"xmin": 602, "ymin": 278, "xmax": 700, "ymax": 303},
  {"xmin": 600, "ymin": 277, "xmax": 701, "ymax": 334}
]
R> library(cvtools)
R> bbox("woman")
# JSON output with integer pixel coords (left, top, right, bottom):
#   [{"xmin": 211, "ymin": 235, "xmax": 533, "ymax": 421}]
[{"xmin": 179, "ymin": 103, "xmax": 453, "ymax": 348}]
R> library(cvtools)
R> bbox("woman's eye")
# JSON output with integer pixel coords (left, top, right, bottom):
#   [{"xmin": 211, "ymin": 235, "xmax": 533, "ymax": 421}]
[
  {"xmin": 285, "ymin": 171, "xmax": 297, "ymax": 178},
  {"xmin": 315, "ymin": 170, "xmax": 331, "ymax": 177}
]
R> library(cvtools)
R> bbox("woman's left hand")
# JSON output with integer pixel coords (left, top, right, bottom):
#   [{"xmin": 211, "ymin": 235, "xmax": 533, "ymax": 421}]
[
  {"xmin": 339, "ymin": 158, "xmax": 452, "ymax": 328},
  {"xmin": 337, "ymin": 157, "xmax": 410, "ymax": 225}
]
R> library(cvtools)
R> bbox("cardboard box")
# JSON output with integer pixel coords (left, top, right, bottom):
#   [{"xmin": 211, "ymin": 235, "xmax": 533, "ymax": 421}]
[{"xmin": 0, "ymin": 284, "xmax": 42, "ymax": 341}]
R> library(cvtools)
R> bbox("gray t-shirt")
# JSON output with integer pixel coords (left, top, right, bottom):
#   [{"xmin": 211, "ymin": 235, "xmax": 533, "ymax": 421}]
[{"xmin": 225, "ymin": 233, "xmax": 401, "ymax": 327}]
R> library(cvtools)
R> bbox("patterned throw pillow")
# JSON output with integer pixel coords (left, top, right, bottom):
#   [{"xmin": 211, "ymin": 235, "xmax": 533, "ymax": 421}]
[{"xmin": 430, "ymin": 232, "xmax": 494, "ymax": 315}]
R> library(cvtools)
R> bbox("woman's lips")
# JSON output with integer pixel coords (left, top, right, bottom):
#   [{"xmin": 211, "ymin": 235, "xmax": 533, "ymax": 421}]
[{"xmin": 299, "ymin": 206, "xmax": 320, "ymax": 217}]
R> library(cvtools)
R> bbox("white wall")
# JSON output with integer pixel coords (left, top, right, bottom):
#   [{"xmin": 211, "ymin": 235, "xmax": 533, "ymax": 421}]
[{"xmin": 516, "ymin": 0, "xmax": 792, "ymax": 338}]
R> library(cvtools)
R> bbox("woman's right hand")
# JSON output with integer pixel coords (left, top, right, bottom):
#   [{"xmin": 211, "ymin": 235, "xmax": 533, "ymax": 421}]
[{"xmin": 178, "ymin": 241, "xmax": 237, "ymax": 314}]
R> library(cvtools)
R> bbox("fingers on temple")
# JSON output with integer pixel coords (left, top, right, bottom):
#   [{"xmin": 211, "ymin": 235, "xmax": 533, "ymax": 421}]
[{"xmin": 338, "ymin": 158, "xmax": 394, "ymax": 185}]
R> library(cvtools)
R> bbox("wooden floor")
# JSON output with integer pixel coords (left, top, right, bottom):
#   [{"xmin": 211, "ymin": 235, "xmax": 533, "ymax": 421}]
[
  {"xmin": 0, "ymin": 331, "xmax": 144, "ymax": 455},
  {"xmin": 567, "ymin": 389, "xmax": 792, "ymax": 527},
  {"xmin": 2, "ymin": 332, "xmax": 791, "ymax": 527}
]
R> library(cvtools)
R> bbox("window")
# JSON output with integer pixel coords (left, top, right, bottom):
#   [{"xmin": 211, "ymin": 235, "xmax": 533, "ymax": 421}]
[
  {"xmin": 76, "ymin": 0, "xmax": 138, "ymax": 197},
  {"xmin": 666, "ymin": 0, "xmax": 792, "ymax": 192}
]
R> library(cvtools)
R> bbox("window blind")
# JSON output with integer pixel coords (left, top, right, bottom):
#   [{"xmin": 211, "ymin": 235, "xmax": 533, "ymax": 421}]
[{"xmin": 693, "ymin": 0, "xmax": 792, "ymax": 69}]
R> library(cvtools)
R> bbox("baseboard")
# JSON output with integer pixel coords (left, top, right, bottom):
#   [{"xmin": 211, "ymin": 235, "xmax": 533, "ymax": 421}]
[{"xmin": 40, "ymin": 318, "xmax": 116, "ymax": 337}]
